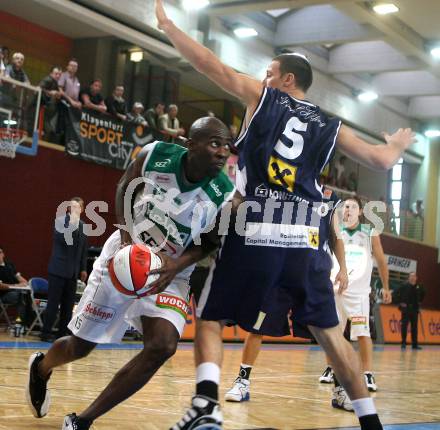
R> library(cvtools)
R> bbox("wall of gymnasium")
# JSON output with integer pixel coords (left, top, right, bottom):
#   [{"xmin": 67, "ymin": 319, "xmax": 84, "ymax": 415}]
[
  {"xmin": 0, "ymin": 11, "xmax": 72, "ymax": 85},
  {"xmin": 1, "ymin": 145, "xmax": 439, "ymax": 309},
  {"xmin": 0, "ymin": 147, "xmax": 121, "ymax": 280}
]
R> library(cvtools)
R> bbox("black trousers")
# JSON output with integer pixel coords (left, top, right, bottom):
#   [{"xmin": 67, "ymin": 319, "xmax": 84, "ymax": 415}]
[
  {"xmin": 42, "ymin": 274, "xmax": 77, "ymax": 336},
  {"xmin": 401, "ymin": 308, "xmax": 419, "ymax": 347},
  {"xmin": 189, "ymin": 266, "xmax": 210, "ymax": 305}
]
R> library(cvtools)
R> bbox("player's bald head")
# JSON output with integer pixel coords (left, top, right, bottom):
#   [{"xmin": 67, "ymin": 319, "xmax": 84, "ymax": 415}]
[{"xmin": 189, "ymin": 117, "xmax": 231, "ymax": 142}]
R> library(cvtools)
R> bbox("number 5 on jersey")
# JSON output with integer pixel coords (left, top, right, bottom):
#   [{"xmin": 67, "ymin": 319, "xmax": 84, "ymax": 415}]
[{"xmin": 268, "ymin": 116, "xmax": 306, "ymax": 193}]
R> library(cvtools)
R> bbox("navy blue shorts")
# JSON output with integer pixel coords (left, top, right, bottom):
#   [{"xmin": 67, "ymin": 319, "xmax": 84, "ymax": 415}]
[{"xmin": 197, "ymin": 229, "xmax": 339, "ymax": 337}]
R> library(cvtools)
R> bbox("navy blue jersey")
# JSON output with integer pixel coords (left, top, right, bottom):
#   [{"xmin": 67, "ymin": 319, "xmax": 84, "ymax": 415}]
[{"xmin": 235, "ymin": 88, "xmax": 341, "ymax": 205}]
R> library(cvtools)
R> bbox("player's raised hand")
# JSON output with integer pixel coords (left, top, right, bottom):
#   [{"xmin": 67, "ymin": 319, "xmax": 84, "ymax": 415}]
[
  {"xmin": 155, "ymin": 0, "xmax": 172, "ymax": 30},
  {"xmin": 383, "ymin": 128, "xmax": 416, "ymax": 152}
]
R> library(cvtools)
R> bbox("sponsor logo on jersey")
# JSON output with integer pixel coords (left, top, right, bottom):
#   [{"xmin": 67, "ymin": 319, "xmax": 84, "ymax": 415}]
[
  {"xmin": 255, "ymin": 184, "xmax": 269, "ymax": 198},
  {"xmin": 83, "ymin": 302, "xmax": 116, "ymax": 323},
  {"xmin": 351, "ymin": 316, "xmax": 367, "ymax": 326},
  {"xmin": 323, "ymin": 187, "xmax": 332, "ymax": 199},
  {"xmin": 308, "ymin": 228, "xmax": 319, "ymax": 248},
  {"xmin": 156, "ymin": 294, "xmax": 189, "ymax": 318},
  {"xmin": 210, "ymin": 182, "xmax": 223, "ymax": 197},
  {"xmin": 154, "ymin": 158, "xmax": 171, "ymax": 168},
  {"xmin": 155, "ymin": 174, "xmax": 171, "ymax": 183},
  {"xmin": 268, "ymin": 156, "xmax": 297, "ymax": 193}
]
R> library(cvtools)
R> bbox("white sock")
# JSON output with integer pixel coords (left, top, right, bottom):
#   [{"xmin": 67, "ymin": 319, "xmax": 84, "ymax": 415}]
[
  {"xmin": 196, "ymin": 362, "xmax": 220, "ymax": 384},
  {"xmin": 351, "ymin": 398, "xmax": 377, "ymax": 417},
  {"xmin": 241, "ymin": 363, "xmax": 252, "ymax": 368}
]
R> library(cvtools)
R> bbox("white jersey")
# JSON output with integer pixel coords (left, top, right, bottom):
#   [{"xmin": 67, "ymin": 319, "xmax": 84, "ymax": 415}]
[
  {"xmin": 132, "ymin": 141, "xmax": 235, "ymax": 280},
  {"xmin": 332, "ymin": 223, "xmax": 373, "ymax": 295}
]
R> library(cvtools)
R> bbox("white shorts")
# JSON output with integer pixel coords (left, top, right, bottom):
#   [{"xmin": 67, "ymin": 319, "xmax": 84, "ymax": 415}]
[
  {"xmin": 68, "ymin": 231, "xmax": 191, "ymax": 344},
  {"xmin": 334, "ymin": 293, "xmax": 370, "ymax": 341}
]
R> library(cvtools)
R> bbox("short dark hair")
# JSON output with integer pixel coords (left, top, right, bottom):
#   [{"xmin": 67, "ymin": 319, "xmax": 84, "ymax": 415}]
[
  {"xmin": 345, "ymin": 195, "xmax": 363, "ymax": 210},
  {"xmin": 154, "ymin": 101, "xmax": 165, "ymax": 107},
  {"xmin": 50, "ymin": 65, "xmax": 62, "ymax": 73},
  {"xmin": 90, "ymin": 78, "xmax": 102, "ymax": 85},
  {"xmin": 272, "ymin": 53, "xmax": 313, "ymax": 92},
  {"xmin": 68, "ymin": 58, "xmax": 78, "ymax": 64}
]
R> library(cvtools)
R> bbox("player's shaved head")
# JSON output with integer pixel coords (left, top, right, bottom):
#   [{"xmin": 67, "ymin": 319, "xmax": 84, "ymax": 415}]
[
  {"xmin": 189, "ymin": 117, "xmax": 230, "ymax": 142},
  {"xmin": 272, "ymin": 53, "xmax": 313, "ymax": 92}
]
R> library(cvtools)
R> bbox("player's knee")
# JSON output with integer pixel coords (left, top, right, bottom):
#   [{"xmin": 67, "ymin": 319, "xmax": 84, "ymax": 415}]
[
  {"xmin": 142, "ymin": 338, "xmax": 177, "ymax": 364},
  {"xmin": 68, "ymin": 336, "xmax": 96, "ymax": 360}
]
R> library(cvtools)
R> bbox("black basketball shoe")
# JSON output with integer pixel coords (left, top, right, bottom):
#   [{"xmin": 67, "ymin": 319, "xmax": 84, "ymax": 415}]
[
  {"xmin": 26, "ymin": 352, "xmax": 51, "ymax": 418},
  {"xmin": 62, "ymin": 413, "xmax": 93, "ymax": 430},
  {"xmin": 170, "ymin": 395, "xmax": 222, "ymax": 430}
]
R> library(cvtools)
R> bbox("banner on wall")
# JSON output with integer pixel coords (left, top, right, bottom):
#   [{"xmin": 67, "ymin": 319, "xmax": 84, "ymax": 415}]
[
  {"xmin": 65, "ymin": 107, "xmax": 155, "ymax": 170},
  {"xmin": 374, "ymin": 254, "xmax": 417, "ymax": 274},
  {"xmin": 379, "ymin": 305, "xmax": 440, "ymax": 344}
]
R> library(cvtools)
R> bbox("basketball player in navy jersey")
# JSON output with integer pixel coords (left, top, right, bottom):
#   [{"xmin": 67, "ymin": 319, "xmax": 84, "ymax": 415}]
[{"xmin": 155, "ymin": 2, "xmax": 415, "ymax": 430}]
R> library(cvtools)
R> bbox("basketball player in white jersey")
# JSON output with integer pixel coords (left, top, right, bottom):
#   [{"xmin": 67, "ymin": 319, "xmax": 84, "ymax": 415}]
[{"xmin": 320, "ymin": 196, "xmax": 391, "ymax": 411}]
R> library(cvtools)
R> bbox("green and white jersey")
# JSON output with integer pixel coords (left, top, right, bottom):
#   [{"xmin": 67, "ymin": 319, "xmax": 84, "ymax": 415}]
[
  {"xmin": 132, "ymin": 141, "xmax": 235, "ymax": 280},
  {"xmin": 332, "ymin": 223, "xmax": 374, "ymax": 295}
]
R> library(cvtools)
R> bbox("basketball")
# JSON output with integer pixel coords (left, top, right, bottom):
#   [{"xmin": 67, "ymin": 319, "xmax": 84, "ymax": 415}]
[{"xmin": 108, "ymin": 244, "xmax": 162, "ymax": 298}]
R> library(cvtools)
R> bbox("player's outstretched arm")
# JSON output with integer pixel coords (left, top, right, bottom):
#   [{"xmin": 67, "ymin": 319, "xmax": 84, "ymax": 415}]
[
  {"xmin": 155, "ymin": 0, "xmax": 262, "ymax": 107},
  {"xmin": 371, "ymin": 234, "xmax": 391, "ymax": 303},
  {"xmin": 336, "ymin": 125, "xmax": 416, "ymax": 170}
]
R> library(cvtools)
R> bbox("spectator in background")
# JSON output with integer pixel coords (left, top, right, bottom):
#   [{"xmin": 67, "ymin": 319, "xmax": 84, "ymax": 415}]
[
  {"xmin": 39, "ymin": 66, "xmax": 63, "ymax": 142},
  {"xmin": 58, "ymin": 59, "xmax": 81, "ymax": 109},
  {"xmin": 5, "ymin": 52, "xmax": 30, "ymax": 84},
  {"xmin": 0, "ymin": 246, "xmax": 31, "ymax": 327},
  {"xmin": 79, "ymin": 79, "xmax": 107, "ymax": 114},
  {"xmin": 1, "ymin": 46, "xmax": 10, "ymax": 67},
  {"xmin": 0, "ymin": 47, "xmax": 7, "ymax": 77},
  {"xmin": 41, "ymin": 198, "xmax": 88, "ymax": 342},
  {"xmin": 145, "ymin": 102, "xmax": 165, "ymax": 138},
  {"xmin": 105, "ymin": 85, "xmax": 127, "ymax": 121},
  {"xmin": 411, "ymin": 199, "xmax": 424, "ymax": 218},
  {"xmin": 159, "ymin": 104, "xmax": 185, "ymax": 143},
  {"xmin": 229, "ymin": 124, "xmax": 238, "ymax": 140},
  {"xmin": 333, "ymin": 155, "xmax": 347, "ymax": 189},
  {"xmin": 397, "ymin": 272, "xmax": 425, "ymax": 350},
  {"xmin": 127, "ymin": 102, "xmax": 148, "ymax": 127},
  {"xmin": 347, "ymin": 171, "xmax": 358, "ymax": 192}
]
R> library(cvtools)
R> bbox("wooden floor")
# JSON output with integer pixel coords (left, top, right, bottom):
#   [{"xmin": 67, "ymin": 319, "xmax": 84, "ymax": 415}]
[{"xmin": 0, "ymin": 335, "xmax": 439, "ymax": 430}]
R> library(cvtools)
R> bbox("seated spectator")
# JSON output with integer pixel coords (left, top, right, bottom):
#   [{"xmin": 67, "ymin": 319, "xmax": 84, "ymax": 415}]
[
  {"xmin": 145, "ymin": 102, "xmax": 165, "ymax": 137},
  {"xmin": 105, "ymin": 85, "xmax": 127, "ymax": 121},
  {"xmin": 58, "ymin": 59, "xmax": 81, "ymax": 109},
  {"xmin": 127, "ymin": 102, "xmax": 148, "ymax": 127},
  {"xmin": 159, "ymin": 104, "xmax": 185, "ymax": 143},
  {"xmin": 39, "ymin": 66, "xmax": 63, "ymax": 142},
  {"xmin": 79, "ymin": 79, "xmax": 107, "ymax": 113},
  {"xmin": 0, "ymin": 246, "xmax": 31, "ymax": 327},
  {"xmin": 5, "ymin": 52, "xmax": 30, "ymax": 84}
]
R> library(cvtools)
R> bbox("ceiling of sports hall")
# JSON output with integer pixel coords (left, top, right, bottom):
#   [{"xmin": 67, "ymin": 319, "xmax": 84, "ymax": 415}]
[
  {"xmin": 1, "ymin": 0, "xmax": 439, "ymax": 124},
  {"xmin": 208, "ymin": 0, "xmax": 440, "ymax": 122}
]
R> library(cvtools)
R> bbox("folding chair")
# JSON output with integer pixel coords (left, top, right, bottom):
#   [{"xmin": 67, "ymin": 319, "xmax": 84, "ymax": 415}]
[
  {"xmin": 0, "ymin": 298, "xmax": 12, "ymax": 330},
  {"xmin": 26, "ymin": 277, "xmax": 49, "ymax": 334}
]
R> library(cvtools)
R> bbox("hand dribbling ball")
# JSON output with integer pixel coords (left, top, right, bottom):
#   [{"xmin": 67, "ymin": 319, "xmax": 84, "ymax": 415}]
[{"xmin": 109, "ymin": 244, "xmax": 162, "ymax": 298}]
